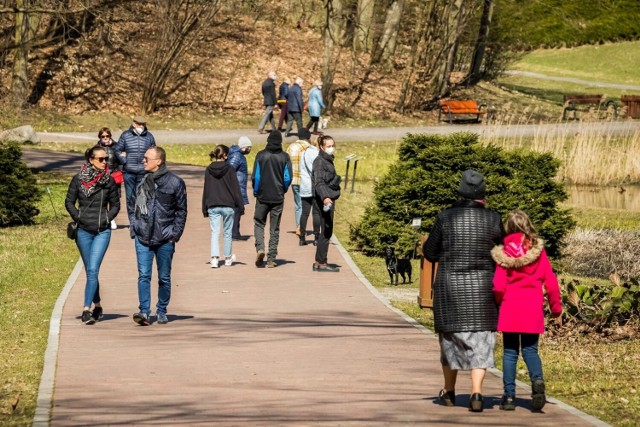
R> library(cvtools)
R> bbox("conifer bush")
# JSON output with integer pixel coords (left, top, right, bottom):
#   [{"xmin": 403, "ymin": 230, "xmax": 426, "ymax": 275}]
[
  {"xmin": 0, "ymin": 143, "xmax": 41, "ymax": 226},
  {"xmin": 350, "ymin": 132, "xmax": 575, "ymax": 258}
]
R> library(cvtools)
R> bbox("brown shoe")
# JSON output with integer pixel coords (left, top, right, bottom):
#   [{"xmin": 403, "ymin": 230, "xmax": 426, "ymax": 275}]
[
  {"xmin": 255, "ymin": 249, "xmax": 265, "ymax": 267},
  {"xmin": 295, "ymin": 227, "xmax": 301, "ymax": 236},
  {"xmin": 257, "ymin": 128, "xmax": 266, "ymax": 134}
]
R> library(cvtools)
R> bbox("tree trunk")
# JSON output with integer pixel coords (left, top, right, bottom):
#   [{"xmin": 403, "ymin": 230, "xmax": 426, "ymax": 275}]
[
  {"xmin": 374, "ymin": 0, "xmax": 404, "ymax": 65},
  {"xmin": 11, "ymin": 0, "xmax": 30, "ymax": 108},
  {"xmin": 468, "ymin": 0, "xmax": 494, "ymax": 85},
  {"xmin": 354, "ymin": 0, "xmax": 374, "ymax": 52},
  {"xmin": 321, "ymin": 0, "xmax": 348, "ymax": 111},
  {"xmin": 433, "ymin": 0, "xmax": 466, "ymax": 98}
]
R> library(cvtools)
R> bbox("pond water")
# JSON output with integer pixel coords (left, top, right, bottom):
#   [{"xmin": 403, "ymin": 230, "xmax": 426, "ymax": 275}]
[{"xmin": 565, "ymin": 184, "xmax": 640, "ymax": 211}]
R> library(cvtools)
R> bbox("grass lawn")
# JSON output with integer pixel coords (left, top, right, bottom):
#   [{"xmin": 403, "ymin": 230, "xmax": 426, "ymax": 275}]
[
  {"xmin": 0, "ymin": 172, "xmax": 78, "ymax": 425},
  {"xmin": 511, "ymin": 41, "xmax": 640, "ymax": 86}
]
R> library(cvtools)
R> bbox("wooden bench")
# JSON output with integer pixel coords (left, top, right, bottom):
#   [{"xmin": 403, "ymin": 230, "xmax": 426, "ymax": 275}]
[
  {"xmin": 438, "ymin": 99, "xmax": 487, "ymax": 123},
  {"xmin": 562, "ymin": 94, "xmax": 618, "ymax": 120}
]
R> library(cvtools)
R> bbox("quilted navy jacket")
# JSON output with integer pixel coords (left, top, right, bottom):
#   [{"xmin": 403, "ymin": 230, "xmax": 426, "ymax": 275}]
[
  {"xmin": 227, "ymin": 145, "xmax": 249, "ymax": 205},
  {"xmin": 115, "ymin": 126, "xmax": 156, "ymax": 175},
  {"xmin": 423, "ymin": 200, "xmax": 503, "ymax": 333}
]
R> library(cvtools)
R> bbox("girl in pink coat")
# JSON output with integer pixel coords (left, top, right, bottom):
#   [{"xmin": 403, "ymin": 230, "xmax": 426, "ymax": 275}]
[{"xmin": 491, "ymin": 210, "xmax": 562, "ymax": 412}]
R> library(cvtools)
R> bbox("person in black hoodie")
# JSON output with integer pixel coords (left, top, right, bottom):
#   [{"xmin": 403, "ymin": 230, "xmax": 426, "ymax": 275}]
[
  {"xmin": 203, "ymin": 145, "xmax": 244, "ymax": 268},
  {"xmin": 251, "ymin": 130, "xmax": 293, "ymax": 268},
  {"xmin": 312, "ymin": 135, "xmax": 341, "ymax": 272},
  {"xmin": 65, "ymin": 145, "xmax": 120, "ymax": 325}
]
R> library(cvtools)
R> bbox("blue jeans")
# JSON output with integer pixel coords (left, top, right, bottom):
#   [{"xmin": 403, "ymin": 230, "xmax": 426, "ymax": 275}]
[
  {"xmin": 124, "ymin": 172, "xmax": 145, "ymax": 217},
  {"xmin": 208, "ymin": 206, "xmax": 234, "ymax": 258},
  {"xmin": 134, "ymin": 237, "xmax": 175, "ymax": 316},
  {"xmin": 76, "ymin": 228, "xmax": 112, "ymax": 308},
  {"xmin": 292, "ymin": 185, "xmax": 301, "ymax": 227},
  {"xmin": 502, "ymin": 333, "xmax": 543, "ymax": 397}
]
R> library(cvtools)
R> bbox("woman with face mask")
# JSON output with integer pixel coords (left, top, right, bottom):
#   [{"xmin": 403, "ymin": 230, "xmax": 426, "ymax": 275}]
[
  {"xmin": 65, "ymin": 145, "xmax": 121, "ymax": 324},
  {"xmin": 311, "ymin": 135, "xmax": 341, "ymax": 272}
]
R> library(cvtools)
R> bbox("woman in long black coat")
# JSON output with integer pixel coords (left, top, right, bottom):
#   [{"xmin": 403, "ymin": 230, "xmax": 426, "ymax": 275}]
[{"xmin": 423, "ymin": 170, "xmax": 503, "ymax": 412}]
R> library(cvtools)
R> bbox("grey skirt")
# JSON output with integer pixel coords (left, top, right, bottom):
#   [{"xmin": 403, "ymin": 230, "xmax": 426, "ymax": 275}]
[{"xmin": 439, "ymin": 331, "xmax": 496, "ymax": 371}]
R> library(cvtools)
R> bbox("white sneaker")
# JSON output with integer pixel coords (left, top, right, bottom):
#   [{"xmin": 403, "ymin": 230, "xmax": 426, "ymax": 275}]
[
  {"xmin": 210, "ymin": 257, "xmax": 219, "ymax": 268},
  {"xmin": 110, "ymin": 220, "xmax": 117, "ymax": 230},
  {"xmin": 224, "ymin": 254, "xmax": 236, "ymax": 266}
]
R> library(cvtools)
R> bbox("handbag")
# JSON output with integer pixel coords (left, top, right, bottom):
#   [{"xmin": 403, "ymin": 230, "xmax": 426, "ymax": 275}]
[
  {"xmin": 111, "ymin": 170, "xmax": 124, "ymax": 185},
  {"xmin": 67, "ymin": 221, "xmax": 78, "ymax": 239}
]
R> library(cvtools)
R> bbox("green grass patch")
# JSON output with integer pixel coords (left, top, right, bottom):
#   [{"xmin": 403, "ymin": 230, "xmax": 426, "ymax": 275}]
[
  {"xmin": 0, "ymin": 172, "xmax": 78, "ymax": 425},
  {"xmin": 512, "ymin": 41, "xmax": 640, "ymax": 87}
]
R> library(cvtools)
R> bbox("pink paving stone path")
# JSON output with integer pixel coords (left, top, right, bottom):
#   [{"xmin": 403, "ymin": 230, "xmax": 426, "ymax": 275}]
[{"xmin": 38, "ymin": 159, "xmax": 606, "ymax": 426}]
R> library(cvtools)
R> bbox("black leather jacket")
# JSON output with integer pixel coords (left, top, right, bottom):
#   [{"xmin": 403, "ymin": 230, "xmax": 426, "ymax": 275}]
[
  {"xmin": 65, "ymin": 175, "xmax": 120, "ymax": 232},
  {"xmin": 423, "ymin": 200, "xmax": 503, "ymax": 333}
]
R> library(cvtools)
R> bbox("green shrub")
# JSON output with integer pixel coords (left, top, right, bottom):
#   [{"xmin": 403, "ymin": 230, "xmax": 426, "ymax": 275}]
[
  {"xmin": 0, "ymin": 143, "xmax": 41, "ymax": 226},
  {"xmin": 349, "ymin": 132, "xmax": 575, "ymax": 258}
]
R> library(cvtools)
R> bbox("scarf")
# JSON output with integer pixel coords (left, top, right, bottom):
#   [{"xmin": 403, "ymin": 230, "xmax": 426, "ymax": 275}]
[
  {"xmin": 134, "ymin": 163, "xmax": 169, "ymax": 218},
  {"xmin": 79, "ymin": 163, "xmax": 110, "ymax": 197}
]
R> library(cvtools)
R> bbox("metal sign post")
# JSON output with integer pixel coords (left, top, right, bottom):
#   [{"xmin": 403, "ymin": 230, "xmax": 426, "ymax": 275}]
[{"xmin": 343, "ymin": 154, "xmax": 362, "ymax": 193}]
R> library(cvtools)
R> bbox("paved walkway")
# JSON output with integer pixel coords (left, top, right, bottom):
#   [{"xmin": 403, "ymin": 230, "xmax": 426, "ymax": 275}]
[
  {"xmin": 29, "ymin": 152, "xmax": 608, "ymax": 426},
  {"xmin": 505, "ymin": 70, "xmax": 640, "ymax": 91}
]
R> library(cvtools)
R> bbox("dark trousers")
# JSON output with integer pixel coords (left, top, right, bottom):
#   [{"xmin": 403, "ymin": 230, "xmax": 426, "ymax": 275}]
[
  {"xmin": 232, "ymin": 206, "xmax": 243, "ymax": 238},
  {"xmin": 314, "ymin": 198, "xmax": 334, "ymax": 264},
  {"xmin": 300, "ymin": 196, "xmax": 320, "ymax": 241},
  {"xmin": 306, "ymin": 116, "xmax": 319, "ymax": 132},
  {"xmin": 277, "ymin": 102, "xmax": 288, "ymax": 130},
  {"xmin": 285, "ymin": 111, "xmax": 303, "ymax": 135},
  {"xmin": 253, "ymin": 199, "xmax": 284, "ymax": 261}
]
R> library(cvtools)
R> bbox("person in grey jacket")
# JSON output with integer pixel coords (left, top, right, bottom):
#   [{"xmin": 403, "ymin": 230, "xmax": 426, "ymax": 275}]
[
  {"xmin": 422, "ymin": 169, "xmax": 503, "ymax": 412},
  {"xmin": 115, "ymin": 116, "xmax": 156, "ymax": 218},
  {"xmin": 130, "ymin": 146, "xmax": 187, "ymax": 326},
  {"xmin": 312, "ymin": 135, "xmax": 341, "ymax": 272},
  {"xmin": 65, "ymin": 145, "xmax": 120, "ymax": 325}
]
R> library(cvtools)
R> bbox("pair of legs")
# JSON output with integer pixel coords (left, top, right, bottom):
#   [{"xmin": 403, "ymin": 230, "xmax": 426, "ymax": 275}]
[
  {"xmin": 134, "ymin": 237, "xmax": 175, "ymax": 317},
  {"xmin": 277, "ymin": 102, "xmax": 288, "ymax": 130},
  {"xmin": 306, "ymin": 116, "xmax": 319, "ymax": 132},
  {"xmin": 285, "ymin": 111, "xmax": 303, "ymax": 136},
  {"xmin": 300, "ymin": 196, "xmax": 321, "ymax": 242},
  {"xmin": 502, "ymin": 333, "xmax": 543, "ymax": 397},
  {"xmin": 76, "ymin": 228, "xmax": 112, "ymax": 312},
  {"xmin": 124, "ymin": 172, "xmax": 145, "ymax": 218},
  {"xmin": 291, "ymin": 185, "xmax": 301, "ymax": 229},
  {"xmin": 253, "ymin": 199, "xmax": 283, "ymax": 262},
  {"xmin": 258, "ymin": 105, "xmax": 276, "ymax": 131},
  {"xmin": 442, "ymin": 365, "xmax": 487, "ymax": 395},
  {"xmin": 208, "ymin": 206, "xmax": 234, "ymax": 259},
  {"xmin": 314, "ymin": 197, "xmax": 334, "ymax": 264},
  {"xmin": 232, "ymin": 206, "xmax": 244, "ymax": 239}
]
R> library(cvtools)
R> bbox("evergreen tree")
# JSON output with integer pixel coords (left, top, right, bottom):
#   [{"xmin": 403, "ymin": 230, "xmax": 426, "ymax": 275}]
[{"xmin": 0, "ymin": 143, "xmax": 41, "ymax": 226}]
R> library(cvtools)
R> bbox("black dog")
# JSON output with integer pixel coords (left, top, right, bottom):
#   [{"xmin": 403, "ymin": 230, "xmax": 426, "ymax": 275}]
[{"xmin": 384, "ymin": 246, "xmax": 412, "ymax": 285}]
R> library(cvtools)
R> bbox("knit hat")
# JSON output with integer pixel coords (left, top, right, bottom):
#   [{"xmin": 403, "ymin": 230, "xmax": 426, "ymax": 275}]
[
  {"xmin": 298, "ymin": 128, "xmax": 311, "ymax": 141},
  {"xmin": 238, "ymin": 136, "xmax": 252, "ymax": 148},
  {"xmin": 458, "ymin": 169, "xmax": 486, "ymax": 199}
]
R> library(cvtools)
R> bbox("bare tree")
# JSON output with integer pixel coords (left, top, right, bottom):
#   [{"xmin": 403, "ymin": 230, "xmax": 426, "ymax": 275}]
[
  {"xmin": 372, "ymin": 0, "xmax": 404, "ymax": 65},
  {"xmin": 321, "ymin": 0, "xmax": 349, "ymax": 111},
  {"xmin": 353, "ymin": 0, "xmax": 374, "ymax": 52},
  {"xmin": 140, "ymin": 0, "xmax": 224, "ymax": 113},
  {"xmin": 467, "ymin": 0, "xmax": 494, "ymax": 85}
]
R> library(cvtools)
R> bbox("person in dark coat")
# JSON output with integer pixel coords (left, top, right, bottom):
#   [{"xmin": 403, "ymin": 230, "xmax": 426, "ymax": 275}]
[
  {"xmin": 227, "ymin": 136, "xmax": 252, "ymax": 240},
  {"xmin": 97, "ymin": 127, "xmax": 122, "ymax": 229},
  {"xmin": 251, "ymin": 130, "xmax": 293, "ymax": 268},
  {"xmin": 312, "ymin": 135, "xmax": 341, "ymax": 272},
  {"xmin": 422, "ymin": 169, "xmax": 503, "ymax": 412},
  {"xmin": 203, "ymin": 144, "xmax": 244, "ymax": 268},
  {"xmin": 258, "ymin": 71, "xmax": 277, "ymax": 134},
  {"xmin": 284, "ymin": 76, "xmax": 304, "ymax": 137},
  {"xmin": 130, "ymin": 146, "xmax": 187, "ymax": 326},
  {"xmin": 65, "ymin": 145, "xmax": 120, "ymax": 325},
  {"xmin": 115, "ymin": 116, "xmax": 156, "ymax": 218},
  {"xmin": 277, "ymin": 77, "xmax": 290, "ymax": 132}
]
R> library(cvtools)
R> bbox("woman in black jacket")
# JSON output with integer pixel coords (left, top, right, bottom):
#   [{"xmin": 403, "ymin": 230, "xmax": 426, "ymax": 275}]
[
  {"xmin": 65, "ymin": 145, "xmax": 120, "ymax": 325},
  {"xmin": 423, "ymin": 170, "xmax": 503, "ymax": 412},
  {"xmin": 202, "ymin": 144, "xmax": 244, "ymax": 268},
  {"xmin": 312, "ymin": 135, "xmax": 341, "ymax": 272},
  {"xmin": 97, "ymin": 127, "xmax": 122, "ymax": 229}
]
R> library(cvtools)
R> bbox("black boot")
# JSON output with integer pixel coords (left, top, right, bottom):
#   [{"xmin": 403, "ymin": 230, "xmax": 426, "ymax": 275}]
[{"xmin": 299, "ymin": 237, "xmax": 308, "ymax": 246}]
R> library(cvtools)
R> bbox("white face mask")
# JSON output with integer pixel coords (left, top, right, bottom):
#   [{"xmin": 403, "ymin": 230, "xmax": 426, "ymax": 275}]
[
  {"xmin": 134, "ymin": 126, "xmax": 144, "ymax": 135},
  {"xmin": 325, "ymin": 147, "xmax": 335, "ymax": 155}
]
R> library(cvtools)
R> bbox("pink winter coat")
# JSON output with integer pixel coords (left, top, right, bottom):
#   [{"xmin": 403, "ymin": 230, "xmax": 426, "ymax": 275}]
[{"xmin": 491, "ymin": 232, "xmax": 563, "ymax": 334}]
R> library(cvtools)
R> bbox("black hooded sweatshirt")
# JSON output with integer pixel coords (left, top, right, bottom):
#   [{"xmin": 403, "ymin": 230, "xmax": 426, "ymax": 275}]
[{"xmin": 202, "ymin": 161, "xmax": 244, "ymax": 217}]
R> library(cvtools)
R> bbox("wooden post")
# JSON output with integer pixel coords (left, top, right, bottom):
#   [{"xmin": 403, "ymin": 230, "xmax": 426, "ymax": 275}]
[{"xmin": 417, "ymin": 235, "xmax": 437, "ymax": 308}]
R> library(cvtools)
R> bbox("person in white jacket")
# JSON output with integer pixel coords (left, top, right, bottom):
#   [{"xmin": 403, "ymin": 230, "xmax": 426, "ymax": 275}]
[{"xmin": 298, "ymin": 132, "xmax": 321, "ymax": 246}]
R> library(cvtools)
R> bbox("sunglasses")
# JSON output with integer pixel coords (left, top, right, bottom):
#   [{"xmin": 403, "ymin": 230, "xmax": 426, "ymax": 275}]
[
  {"xmin": 93, "ymin": 156, "xmax": 108, "ymax": 162},
  {"xmin": 100, "ymin": 135, "xmax": 110, "ymax": 138}
]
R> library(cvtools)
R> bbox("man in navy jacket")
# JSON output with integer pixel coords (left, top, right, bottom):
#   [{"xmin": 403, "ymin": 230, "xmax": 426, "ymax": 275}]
[
  {"xmin": 129, "ymin": 146, "xmax": 187, "ymax": 326},
  {"xmin": 251, "ymin": 130, "xmax": 292, "ymax": 268}
]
